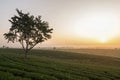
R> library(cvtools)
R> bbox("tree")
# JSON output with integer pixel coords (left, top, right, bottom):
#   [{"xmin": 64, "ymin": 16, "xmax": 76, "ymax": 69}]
[{"xmin": 4, "ymin": 9, "xmax": 53, "ymax": 58}]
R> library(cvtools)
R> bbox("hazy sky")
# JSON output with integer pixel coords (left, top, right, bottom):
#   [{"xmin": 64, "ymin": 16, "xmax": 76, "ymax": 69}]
[{"xmin": 0, "ymin": 0, "xmax": 120, "ymax": 48}]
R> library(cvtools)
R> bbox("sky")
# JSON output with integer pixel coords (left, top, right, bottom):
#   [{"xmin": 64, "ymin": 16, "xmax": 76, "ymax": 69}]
[{"xmin": 0, "ymin": 0, "xmax": 120, "ymax": 48}]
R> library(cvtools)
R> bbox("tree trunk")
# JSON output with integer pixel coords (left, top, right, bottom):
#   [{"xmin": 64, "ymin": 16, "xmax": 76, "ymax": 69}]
[{"xmin": 25, "ymin": 50, "xmax": 28, "ymax": 59}]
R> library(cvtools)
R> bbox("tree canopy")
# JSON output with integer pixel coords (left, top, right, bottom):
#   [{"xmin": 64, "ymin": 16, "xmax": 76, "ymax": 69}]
[{"xmin": 4, "ymin": 9, "xmax": 53, "ymax": 58}]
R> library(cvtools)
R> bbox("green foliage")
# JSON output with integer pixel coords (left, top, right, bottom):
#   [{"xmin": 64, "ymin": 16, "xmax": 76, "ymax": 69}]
[
  {"xmin": 0, "ymin": 48, "xmax": 120, "ymax": 80},
  {"xmin": 3, "ymin": 9, "xmax": 53, "ymax": 58}
]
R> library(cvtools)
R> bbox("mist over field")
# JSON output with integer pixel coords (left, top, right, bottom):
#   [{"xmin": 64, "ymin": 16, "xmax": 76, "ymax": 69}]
[{"xmin": 59, "ymin": 48, "xmax": 120, "ymax": 58}]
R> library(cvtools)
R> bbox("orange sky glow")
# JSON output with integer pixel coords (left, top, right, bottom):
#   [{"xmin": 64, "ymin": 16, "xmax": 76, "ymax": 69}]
[{"xmin": 0, "ymin": 0, "xmax": 120, "ymax": 48}]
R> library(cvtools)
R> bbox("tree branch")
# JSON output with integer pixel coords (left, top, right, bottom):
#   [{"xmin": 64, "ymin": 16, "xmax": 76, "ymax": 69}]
[
  {"xmin": 19, "ymin": 40, "xmax": 25, "ymax": 51},
  {"xmin": 28, "ymin": 43, "xmax": 38, "ymax": 52}
]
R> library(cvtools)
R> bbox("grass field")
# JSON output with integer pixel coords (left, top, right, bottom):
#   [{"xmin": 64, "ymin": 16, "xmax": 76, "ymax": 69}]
[
  {"xmin": 59, "ymin": 48, "xmax": 120, "ymax": 58},
  {"xmin": 0, "ymin": 48, "xmax": 120, "ymax": 80}
]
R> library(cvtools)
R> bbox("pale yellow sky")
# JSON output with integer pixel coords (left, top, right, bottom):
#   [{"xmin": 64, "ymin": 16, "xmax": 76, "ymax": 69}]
[{"xmin": 0, "ymin": 0, "xmax": 120, "ymax": 48}]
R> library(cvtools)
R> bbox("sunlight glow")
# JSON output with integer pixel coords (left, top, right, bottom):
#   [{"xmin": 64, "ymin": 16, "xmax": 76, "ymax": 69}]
[
  {"xmin": 99, "ymin": 37, "xmax": 107, "ymax": 43},
  {"xmin": 72, "ymin": 12, "xmax": 120, "ymax": 43}
]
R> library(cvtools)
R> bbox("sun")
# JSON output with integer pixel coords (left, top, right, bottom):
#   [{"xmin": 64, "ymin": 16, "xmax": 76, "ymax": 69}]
[
  {"xmin": 72, "ymin": 12, "xmax": 119, "ymax": 42},
  {"xmin": 99, "ymin": 37, "xmax": 107, "ymax": 43}
]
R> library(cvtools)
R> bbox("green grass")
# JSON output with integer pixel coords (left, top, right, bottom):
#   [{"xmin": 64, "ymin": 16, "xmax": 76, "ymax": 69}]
[{"xmin": 0, "ymin": 48, "xmax": 120, "ymax": 80}]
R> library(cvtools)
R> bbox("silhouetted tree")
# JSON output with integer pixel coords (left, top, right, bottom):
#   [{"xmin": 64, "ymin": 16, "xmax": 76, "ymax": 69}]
[
  {"xmin": 4, "ymin": 9, "xmax": 53, "ymax": 58},
  {"xmin": 2, "ymin": 45, "xmax": 5, "ymax": 48}
]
